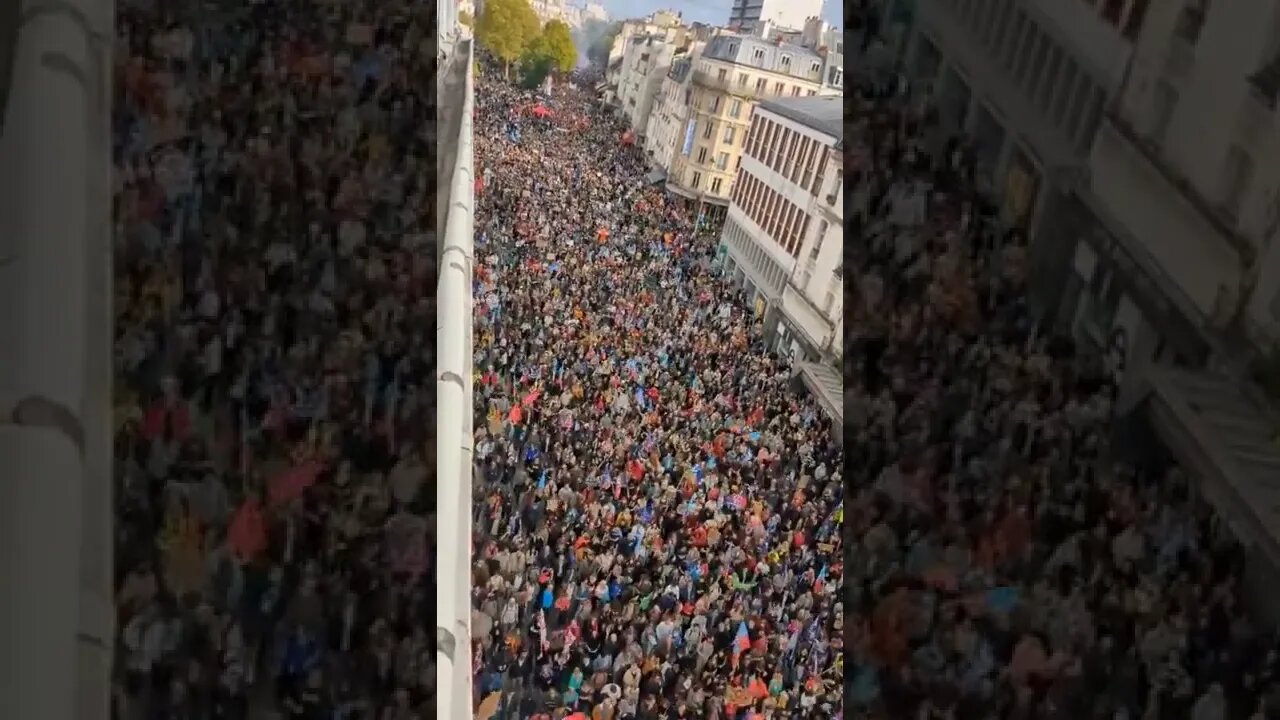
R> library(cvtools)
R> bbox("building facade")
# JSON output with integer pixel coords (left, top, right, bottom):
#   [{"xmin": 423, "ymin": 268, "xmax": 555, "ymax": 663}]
[
  {"xmin": 719, "ymin": 96, "xmax": 843, "ymax": 364},
  {"xmin": 902, "ymin": 0, "xmax": 1144, "ymax": 321},
  {"xmin": 666, "ymin": 32, "xmax": 838, "ymax": 222},
  {"xmin": 603, "ymin": 12, "xmax": 684, "ymax": 103},
  {"xmin": 1080, "ymin": 0, "xmax": 1280, "ymax": 623},
  {"xmin": 616, "ymin": 31, "xmax": 690, "ymax": 135},
  {"xmin": 529, "ymin": 0, "xmax": 569, "ymax": 25},
  {"xmin": 643, "ymin": 56, "xmax": 697, "ymax": 174},
  {"xmin": 728, "ymin": 0, "xmax": 823, "ymax": 33}
]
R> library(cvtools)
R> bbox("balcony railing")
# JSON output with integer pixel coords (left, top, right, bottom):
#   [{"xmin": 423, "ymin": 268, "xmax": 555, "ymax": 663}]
[
  {"xmin": 1105, "ymin": 111, "xmax": 1256, "ymax": 265},
  {"xmin": 691, "ymin": 69, "xmax": 766, "ymax": 100},
  {"xmin": 436, "ymin": 37, "xmax": 476, "ymax": 720}
]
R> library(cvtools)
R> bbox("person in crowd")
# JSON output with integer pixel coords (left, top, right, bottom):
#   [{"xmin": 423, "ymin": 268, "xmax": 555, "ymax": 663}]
[
  {"xmin": 469, "ymin": 62, "xmax": 844, "ymax": 719},
  {"xmin": 112, "ymin": 0, "xmax": 433, "ymax": 717},
  {"xmin": 837, "ymin": 49, "xmax": 1280, "ymax": 720}
]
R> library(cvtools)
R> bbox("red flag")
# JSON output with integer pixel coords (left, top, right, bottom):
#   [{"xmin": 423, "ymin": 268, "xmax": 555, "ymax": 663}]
[{"xmin": 268, "ymin": 460, "xmax": 323, "ymax": 507}]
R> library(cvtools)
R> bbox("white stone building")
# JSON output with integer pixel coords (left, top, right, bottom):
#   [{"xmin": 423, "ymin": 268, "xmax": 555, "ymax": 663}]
[
  {"xmin": 616, "ymin": 32, "xmax": 689, "ymax": 136},
  {"xmin": 718, "ymin": 96, "xmax": 843, "ymax": 365},
  {"xmin": 643, "ymin": 55, "xmax": 698, "ymax": 176},
  {"xmin": 727, "ymin": 0, "xmax": 824, "ymax": 33},
  {"xmin": 903, "ymin": 0, "xmax": 1141, "ymax": 316}
]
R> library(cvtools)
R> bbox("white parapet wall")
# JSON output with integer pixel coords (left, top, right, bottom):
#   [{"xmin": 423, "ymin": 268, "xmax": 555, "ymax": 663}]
[
  {"xmin": 436, "ymin": 37, "xmax": 476, "ymax": 720},
  {"xmin": 0, "ymin": 0, "xmax": 115, "ymax": 717}
]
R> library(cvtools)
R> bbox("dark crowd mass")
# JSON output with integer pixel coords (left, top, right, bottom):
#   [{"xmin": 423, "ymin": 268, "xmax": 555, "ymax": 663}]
[
  {"xmin": 840, "ymin": 38, "xmax": 1280, "ymax": 720},
  {"xmin": 468, "ymin": 63, "xmax": 844, "ymax": 719},
  {"xmin": 111, "ymin": 0, "xmax": 433, "ymax": 718}
]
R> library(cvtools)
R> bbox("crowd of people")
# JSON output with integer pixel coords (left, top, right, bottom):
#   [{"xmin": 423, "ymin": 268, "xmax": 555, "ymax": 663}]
[
  {"xmin": 111, "ymin": 0, "xmax": 432, "ymax": 717},
  {"xmin": 469, "ymin": 65, "xmax": 844, "ymax": 719},
  {"xmin": 840, "ymin": 41, "xmax": 1280, "ymax": 720}
]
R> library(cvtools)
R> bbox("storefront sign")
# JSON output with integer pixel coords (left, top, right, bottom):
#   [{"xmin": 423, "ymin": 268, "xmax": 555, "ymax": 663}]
[{"xmin": 1004, "ymin": 149, "xmax": 1040, "ymax": 230}]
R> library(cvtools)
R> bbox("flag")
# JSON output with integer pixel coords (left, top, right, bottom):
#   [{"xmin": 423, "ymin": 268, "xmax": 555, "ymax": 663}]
[
  {"xmin": 227, "ymin": 497, "xmax": 267, "ymax": 562},
  {"xmin": 537, "ymin": 610, "xmax": 549, "ymax": 653},
  {"xmin": 731, "ymin": 621, "xmax": 750, "ymax": 667},
  {"xmin": 564, "ymin": 620, "xmax": 581, "ymax": 650},
  {"xmin": 268, "ymin": 460, "xmax": 323, "ymax": 507}
]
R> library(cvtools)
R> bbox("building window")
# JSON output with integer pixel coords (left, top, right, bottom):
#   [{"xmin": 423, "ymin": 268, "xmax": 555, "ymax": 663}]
[
  {"xmin": 823, "ymin": 274, "xmax": 837, "ymax": 314},
  {"xmin": 717, "ymin": 68, "xmax": 727, "ymax": 82},
  {"xmin": 709, "ymin": 95, "xmax": 721, "ymax": 112},
  {"xmin": 716, "ymin": 152, "xmax": 729, "ymax": 170},
  {"xmin": 691, "ymin": 171, "xmax": 702, "ymax": 189},
  {"xmin": 723, "ymin": 125, "xmax": 736, "ymax": 144},
  {"xmin": 640, "ymin": 53, "xmax": 650, "ymax": 62},
  {"xmin": 1150, "ymin": 80, "xmax": 1178, "ymax": 146},
  {"xmin": 729, "ymin": 99, "xmax": 742, "ymax": 118},
  {"xmin": 697, "ymin": 146, "xmax": 708, "ymax": 163},
  {"xmin": 1221, "ymin": 144, "xmax": 1254, "ymax": 219},
  {"xmin": 702, "ymin": 121, "xmax": 714, "ymax": 139},
  {"xmin": 810, "ymin": 61, "xmax": 821, "ymax": 74},
  {"xmin": 791, "ymin": 86, "xmax": 802, "ymax": 96},
  {"xmin": 807, "ymin": 89, "xmax": 817, "ymax": 96},
  {"xmin": 738, "ymin": 72, "xmax": 748, "ymax": 86},
  {"xmin": 752, "ymin": 47, "xmax": 765, "ymax": 62},
  {"xmin": 755, "ymin": 77, "xmax": 768, "ymax": 93},
  {"xmin": 711, "ymin": 177, "xmax": 723, "ymax": 194},
  {"xmin": 774, "ymin": 81, "xmax": 785, "ymax": 95},
  {"xmin": 780, "ymin": 55, "xmax": 792, "ymax": 70}
]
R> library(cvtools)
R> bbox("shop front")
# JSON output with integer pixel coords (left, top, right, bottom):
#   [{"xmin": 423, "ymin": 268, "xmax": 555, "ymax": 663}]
[{"xmin": 1002, "ymin": 144, "xmax": 1042, "ymax": 232}]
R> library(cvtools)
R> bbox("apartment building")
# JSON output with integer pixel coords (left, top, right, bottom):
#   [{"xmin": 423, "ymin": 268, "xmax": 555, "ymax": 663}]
[
  {"xmin": 727, "ymin": 0, "xmax": 823, "ymax": 33},
  {"xmin": 643, "ymin": 57, "xmax": 697, "ymax": 174},
  {"xmin": 529, "ymin": 0, "xmax": 569, "ymax": 25},
  {"xmin": 666, "ymin": 33, "xmax": 839, "ymax": 222},
  {"xmin": 607, "ymin": 11, "xmax": 683, "ymax": 64},
  {"xmin": 616, "ymin": 32, "xmax": 691, "ymax": 134},
  {"xmin": 1037, "ymin": 0, "xmax": 1280, "ymax": 619},
  {"xmin": 903, "ymin": 0, "xmax": 1144, "ymax": 312},
  {"xmin": 719, "ymin": 97, "xmax": 842, "ymax": 364},
  {"xmin": 604, "ymin": 12, "xmax": 685, "ymax": 102}
]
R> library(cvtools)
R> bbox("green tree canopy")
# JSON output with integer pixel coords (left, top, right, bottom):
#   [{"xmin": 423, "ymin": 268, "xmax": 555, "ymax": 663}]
[
  {"xmin": 476, "ymin": 0, "xmax": 541, "ymax": 71},
  {"xmin": 539, "ymin": 20, "xmax": 578, "ymax": 74}
]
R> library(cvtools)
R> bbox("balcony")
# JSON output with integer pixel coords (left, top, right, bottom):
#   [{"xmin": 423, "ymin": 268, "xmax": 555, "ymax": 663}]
[
  {"xmin": 691, "ymin": 69, "xmax": 766, "ymax": 100},
  {"xmin": 1086, "ymin": 112, "xmax": 1251, "ymax": 320}
]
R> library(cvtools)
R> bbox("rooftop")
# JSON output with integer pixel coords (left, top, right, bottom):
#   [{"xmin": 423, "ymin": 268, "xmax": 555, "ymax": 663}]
[{"xmin": 758, "ymin": 96, "xmax": 843, "ymax": 140}]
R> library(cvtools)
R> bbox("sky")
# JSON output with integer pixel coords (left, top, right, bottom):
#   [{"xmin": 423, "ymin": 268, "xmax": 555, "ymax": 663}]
[{"xmin": 594, "ymin": 0, "xmax": 841, "ymax": 29}]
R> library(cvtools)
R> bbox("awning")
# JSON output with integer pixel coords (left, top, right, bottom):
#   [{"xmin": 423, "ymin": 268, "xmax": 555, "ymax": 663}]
[
  {"xmin": 645, "ymin": 168, "xmax": 666, "ymax": 185},
  {"xmin": 1145, "ymin": 368, "xmax": 1280, "ymax": 564},
  {"xmin": 795, "ymin": 361, "xmax": 843, "ymax": 426}
]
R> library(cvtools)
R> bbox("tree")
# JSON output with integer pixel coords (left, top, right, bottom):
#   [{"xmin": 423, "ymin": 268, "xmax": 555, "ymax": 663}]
[
  {"xmin": 539, "ymin": 20, "xmax": 578, "ymax": 74},
  {"xmin": 475, "ymin": 0, "xmax": 540, "ymax": 77},
  {"xmin": 518, "ymin": 49, "xmax": 554, "ymax": 89}
]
